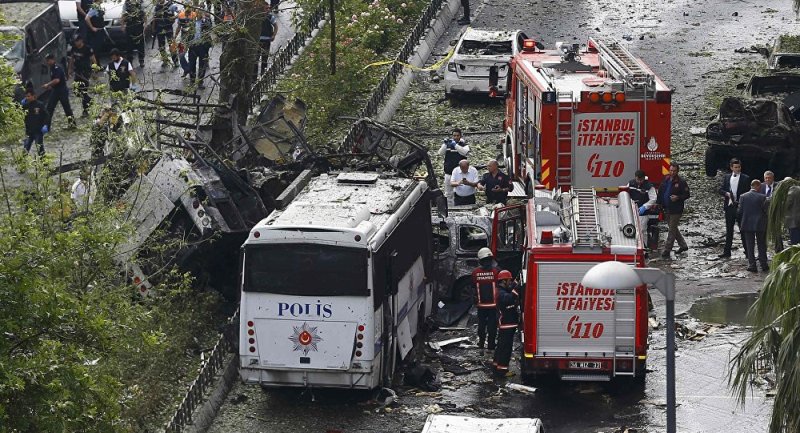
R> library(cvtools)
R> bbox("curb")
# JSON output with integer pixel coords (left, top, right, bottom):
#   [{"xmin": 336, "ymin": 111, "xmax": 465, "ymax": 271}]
[{"xmin": 376, "ymin": 0, "xmax": 463, "ymax": 123}]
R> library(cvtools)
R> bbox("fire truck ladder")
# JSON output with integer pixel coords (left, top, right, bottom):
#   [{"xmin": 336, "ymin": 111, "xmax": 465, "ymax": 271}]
[
  {"xmin": 569, "ymin": 188, "xmax": 603, "ymax": 249},
  {"xmin": 556, "ymin": 91, "xmax": 574, "ymax": 188},
  {"xmin": 613, "ymin": 287, "xmax": 637, "ymax": 377},
  {"xmin": 593, "ymin": 38, "xmax": 655, "ymax": 89}
]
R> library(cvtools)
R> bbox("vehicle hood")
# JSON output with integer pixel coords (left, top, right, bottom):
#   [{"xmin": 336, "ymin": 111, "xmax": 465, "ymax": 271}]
[
  {"xmin": 58, "ymin": 0, "xmax": 124, "ymax": 20},
  {"xmin": 451, "ymin": 54, "xmax": 512, "ymax": 63}
]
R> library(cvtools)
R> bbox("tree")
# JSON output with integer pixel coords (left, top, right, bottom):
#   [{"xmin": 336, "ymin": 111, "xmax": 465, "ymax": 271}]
[{"xmin": 729, "ymin": 178, "xmax": 800, "ymax": 433}]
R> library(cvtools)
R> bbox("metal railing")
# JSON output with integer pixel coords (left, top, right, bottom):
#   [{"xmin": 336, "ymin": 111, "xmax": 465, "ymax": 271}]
[
  {"xmin": 250, "ymin": 4, "xmax": 328, "ymax": 109},
  {"xmin": 339, "ymin": 0, "xmax": 445, "ymax": 151},
  {"xmin": 164, "ymin": 310, "xmax": 239, "ymax": 433}
]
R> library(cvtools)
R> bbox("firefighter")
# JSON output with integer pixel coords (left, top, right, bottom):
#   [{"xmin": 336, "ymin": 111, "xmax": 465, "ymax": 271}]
[
  {"xmin": 493, "ymin": 270, "xmax": 519, "ymax": 376},
  {"xmin": 471, "ymin": 247, "xmax": 501, "ymax": 352}
]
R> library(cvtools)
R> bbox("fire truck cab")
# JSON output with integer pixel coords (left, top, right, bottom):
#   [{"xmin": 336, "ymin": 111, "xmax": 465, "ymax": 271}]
[
  {"xmin": 491, "ymin": 188, "xmax": 648, "ymax": 383},
  {"xmin": 497, "ymin": 38, "xmax": 672, "ymax": 193}
]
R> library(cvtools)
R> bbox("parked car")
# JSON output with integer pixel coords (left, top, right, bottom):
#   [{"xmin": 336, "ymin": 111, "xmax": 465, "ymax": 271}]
[
  {"xmin": 705, "ymin": 96, "xmax": 800, "ymax": 178},
  {"xmin": 57, "ymin": 0, "xmax": 153, "ymax": 52},
  {"xmin": 0, "ymin": 1, "xmax": 68, "ymax": 98},
  {"xmin": 444, "ymin": 28, "xmax": 527, "ymax": 99}
]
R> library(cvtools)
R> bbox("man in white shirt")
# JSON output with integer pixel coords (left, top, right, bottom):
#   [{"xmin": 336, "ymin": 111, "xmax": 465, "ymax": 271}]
[
  {"xmin": 450, "ymin": 159, "xmax": 479, "ymax": 205},
  {"xmin": 718, "ymin": 158, "xmax": 750, "ymax": 258},
  {"xmin": 71, "ymin": 172, "xmax": 93, "ymax": 211}
]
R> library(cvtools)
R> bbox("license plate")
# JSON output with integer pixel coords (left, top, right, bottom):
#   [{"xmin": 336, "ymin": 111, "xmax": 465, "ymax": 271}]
[{"xmin": 569, "ymin": 361, "xmax": 602, "ymax": 369}]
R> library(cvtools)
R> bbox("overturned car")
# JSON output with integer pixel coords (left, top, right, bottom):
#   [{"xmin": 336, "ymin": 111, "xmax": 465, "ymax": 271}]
[{"xmin": 705, "ymin": 96, "xmax": 800, "ymax": 178}]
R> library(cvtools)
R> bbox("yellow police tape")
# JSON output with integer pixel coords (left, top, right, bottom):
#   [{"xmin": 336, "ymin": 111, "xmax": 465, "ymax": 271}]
[{"xmin": 362, "ymin": 48, "xmax": 455, "ymax": 72}]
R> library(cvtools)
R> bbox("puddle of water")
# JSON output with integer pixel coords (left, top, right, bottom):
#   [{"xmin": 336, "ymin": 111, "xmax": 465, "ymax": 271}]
[{"xmin": 688, "ymin": 293, "xmax": 759, "ymax": 326}]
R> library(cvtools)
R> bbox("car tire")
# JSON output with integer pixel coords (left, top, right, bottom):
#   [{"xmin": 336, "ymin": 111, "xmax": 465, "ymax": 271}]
[{"xmin": 704, "ymin": 146, "xmax": 719, "ymax": 177}]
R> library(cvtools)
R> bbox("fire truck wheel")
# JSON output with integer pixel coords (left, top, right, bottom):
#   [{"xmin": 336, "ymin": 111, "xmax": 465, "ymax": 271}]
[{"xmin": 704, "ymin": 146, "xmax": 719, "ymax": 177}]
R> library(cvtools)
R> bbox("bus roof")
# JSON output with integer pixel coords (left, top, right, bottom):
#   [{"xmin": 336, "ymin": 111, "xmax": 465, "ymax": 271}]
[
  {"xmin": 254, "ymin": 172, "xmax": 424, "ymax": 239},
  {"xmin": 0, "ymin": 2, "xmax": 54, "ymax": 28}
]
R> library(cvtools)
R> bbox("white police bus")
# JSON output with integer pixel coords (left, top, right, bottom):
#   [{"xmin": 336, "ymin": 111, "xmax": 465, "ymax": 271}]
[{"xmin": 239, "ymin": 172, "xmax": 435, "ymax": 389}]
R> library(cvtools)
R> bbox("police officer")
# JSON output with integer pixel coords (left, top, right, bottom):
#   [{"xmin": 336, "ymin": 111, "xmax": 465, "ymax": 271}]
[
  {"xmin": 258, "ymin": 4, "xmax": 279, "ymax": 75},
  {"xmin": 438, "ymin": 128, "xmax": 469, "ymax": 204},
  {"xmin": 471, "ymin": 247, "xmax": 501, "ymax": 352},
  {"xmin": 85, "ymin": 0, "xmax": 108, "ymax": 52},
  {"xmin": 22, "ymin": 89, "xmax": 49, "ymax": 156},
  {"xmin": 153, "ymin": 0, "xmax": 179, "ymax": 68},
  {"xmin": 122, "ymin": 0, "xmax": 147, "ymax": 68},
  {"xmin": 628, "ymin": 169, "xmax": 656, "ymax": 213},
  {"xmin": 176, "ymin": 6, "xmax": 197, "ymax": 77},
  {"xmin": 68, "ymin": 35, "xmax": 97, "ymax": 117},
  {"xmin": 43, "ymin": 53, "xmax": 76, "ymax": 129},
  {"xmin": 186, "ymin": 10, "xmax": 213, "ymax": 89},
  {"xmin": 493, "ymin": 270, "xmax": 519, "ymax": 376},
  {"xmin": 106, "ymin": 48, "xmax": 137, "ymax": 93}
]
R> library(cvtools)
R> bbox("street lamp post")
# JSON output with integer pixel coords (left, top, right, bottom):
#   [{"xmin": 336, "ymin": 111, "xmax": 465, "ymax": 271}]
[{"xmin": 581, "ymin": 261, "xmax": 676, "ymax": 433}]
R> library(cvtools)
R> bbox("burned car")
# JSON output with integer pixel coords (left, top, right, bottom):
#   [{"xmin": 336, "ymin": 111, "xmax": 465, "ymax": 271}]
[{"xmin": 705, "ymin": 96, "xmax": 800, "ymax": 178}]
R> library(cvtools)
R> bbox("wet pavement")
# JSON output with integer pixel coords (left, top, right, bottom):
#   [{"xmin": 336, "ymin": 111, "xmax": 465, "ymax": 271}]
[{"xmin": 207, "ymin": 0, "xmax": 793, "ymax": 431}]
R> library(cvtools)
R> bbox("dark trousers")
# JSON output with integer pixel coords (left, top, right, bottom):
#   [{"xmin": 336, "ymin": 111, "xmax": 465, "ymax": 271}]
[
  {"xmin": 493, "ymin": 326, "xmax": 516, "ymax": 371},
  {"xmin": 188, "ymin": 44, "xmax": 210, "ymax": 81},
  {"xmin": 46, "ymin": 87, "xmax": 73, "ymax": 126},
  {"xmin": 88, "ymin": 28, "xmax": 107, "ymax": 52},
  {"xmin": 477, "ymin": 308, "xmax": 497, "ymax": 349},
  {"xmin": 460, "ymin": 0, "xmax": 470, "ymax": 20},
  {"xmin": 724, "ymin": 205, "xmax": 745, "ymax": 255},
  {"xmin": 23, "ymin": 132, "xmax": 44, "ymax": 155},
  {"xmin": 258, "ymin": 40, "xmax": 272, "ymax": 75},
  {"xmin": 74, "ymin": 76, "xmax": 91, "ymax": 112},
  {"xmin": 454, "ymin": 193, "xmax": 476, "ymax": 205},
  {"xmin": 156, "ymin": 29, "xmax": 178, "ymax": 64},
  {"xmin": 127, "ymin": 26, "xmax": 146, "ymax": 65},
  {"xmin": 743, "ymin": 230, "xmax": 768, "ymax": 269}
]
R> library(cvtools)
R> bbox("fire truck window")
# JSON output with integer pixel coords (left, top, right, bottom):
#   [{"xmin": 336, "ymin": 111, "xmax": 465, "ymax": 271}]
[
  {"xmin": 433, "ymin": 225, "xmax": 451, "ymax": 254},
  {"xmin": 458, "ymin": 39, "xmax": 513, "ymax": 55},
  {"xmin": 459, "ymin": 226, "xmax": 488, "ymax": 251}
]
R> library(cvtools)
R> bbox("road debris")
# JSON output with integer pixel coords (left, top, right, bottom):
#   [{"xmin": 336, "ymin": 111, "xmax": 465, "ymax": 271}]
[
  {"xmin": 505, "ymin": 383, "xmax": 537, "ymax": 394},
  {"xmin": 427, "ymin": 337, "xmax": 471, "ymax": 351}
]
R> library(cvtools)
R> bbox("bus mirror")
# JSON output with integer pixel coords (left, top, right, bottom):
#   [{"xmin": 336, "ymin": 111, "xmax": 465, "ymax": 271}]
[{"xmin": 435, "ymin": 194, "xmax": 448, "ymax": 218}]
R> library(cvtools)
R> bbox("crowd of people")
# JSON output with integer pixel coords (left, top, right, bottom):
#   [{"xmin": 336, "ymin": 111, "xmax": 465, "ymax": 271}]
[
  {"xmin": 439, "ymin": 128, "xmax": 513, "ymax": 206},
  {"xmin": 20, "ymin": 0, "xmax": 281, "ymax": 157}
]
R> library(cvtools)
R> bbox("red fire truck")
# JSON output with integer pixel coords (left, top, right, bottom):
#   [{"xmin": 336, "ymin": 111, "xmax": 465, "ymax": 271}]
[
  {"xmin": 490, "ymin": 188, "xmax": 648, "ymax": 382},
  {"xmin": 493, "ymin": 37, "xmax": 672, "ymax": 192}
]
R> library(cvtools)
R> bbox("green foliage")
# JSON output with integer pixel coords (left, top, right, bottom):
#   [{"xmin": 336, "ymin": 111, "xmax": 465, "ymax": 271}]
[
  {"xmin": 729, "ymin": 245, "xmax": 800, "ymax": 431},
  {"xmin": 280, "ymin": 0, "xmax": 427, "ymax": 144}
]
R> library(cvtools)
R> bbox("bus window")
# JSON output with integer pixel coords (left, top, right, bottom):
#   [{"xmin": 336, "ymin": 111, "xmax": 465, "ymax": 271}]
[
  {"xmin": 459, "ymin": 226, "xmax": 488, "ymax": 251},
  {"xmin": 243, "ymin": 244, "xmax": 369, "ymax": 296}
]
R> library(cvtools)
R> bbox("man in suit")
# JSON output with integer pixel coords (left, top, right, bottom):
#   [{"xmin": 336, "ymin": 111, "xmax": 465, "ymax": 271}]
[
  {"xmin": 737, "ymin": 179, "xmax": 768, "ymax": 272},
  {"xmin": 719, "ymin": 158, "xmax": 751, "ymax": 258},
  {"xmin": 759, "ymin": 170, "xmax": 783, "ymax": 251}
]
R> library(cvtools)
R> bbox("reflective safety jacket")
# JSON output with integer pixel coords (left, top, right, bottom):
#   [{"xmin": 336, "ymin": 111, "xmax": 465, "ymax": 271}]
[
  {"xmin": 497, "ymin": 284, "xmax": 520, "ymax": 329},
  {"xmin": 471, "ymin": 266, "xmax": 500, "ymax": 309}
]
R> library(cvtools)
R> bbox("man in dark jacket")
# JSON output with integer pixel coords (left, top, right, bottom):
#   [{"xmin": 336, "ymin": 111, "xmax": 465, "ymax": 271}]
[
  {"xmin": 718, "ymin": 158, "xmax": 751, "ymax": 258},
  {"xmin": 153, "ymin": 0, "xmax": 179, "ymax": 68},
  {"xmin": 471, "ymin": 247, "xmax": 500, "ymax": 352},
  {"xmin": 43, "ymin": 54, "xmax": 76, "ymax": 129},
  {"xmin": 258, "ymin": 4, "xmax": 278, "ymax": 74},
  {"xmin": 737, "ymin": 179, "xmax": 768, "ymax": 272},
  {"xmin": 657, "ymin": 162, "xmax": 690, "ymax": 259},
  {"xmin": 493, "ymin": 270, "xmax": 519, "ymax": 376},
  {"xmin": 438, "ymin": 128, "xmax": 469, "ymax": 204},
  {"xmin": 122, "ymin": 0, "xmax": 147, "ymax": 68},
  {"xmin": 186, "ymin": 10, "xmax": 213, "ymax": 89},
  {"xmin": 23, "ymin": 90, "xmax": 49, "ymax": 156}
]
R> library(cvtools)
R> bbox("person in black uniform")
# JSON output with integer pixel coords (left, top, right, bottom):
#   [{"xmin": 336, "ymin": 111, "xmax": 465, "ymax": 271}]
[
  {"xmin": 153, "ymin": 0, "xmax": 179, "ymax": 68},
  {"xmin": 457, "ymin": 0, "xmax": 470, "ymax": 25},
  {"xmin": 187, "ymin": 10, "xmax": 213, "ymax": 89},
  {"xmin": 493, "ymin": 270, "xmax": 519, "ymax": 376},
  {"xmin": 106, "ymin": 48, "xmax": 137, "ymax": 93},
  {"xmin": 42, "ymin": 54, "xmax": 76, "ymax": 129},
  {"xmin": 22, "ymin": 89, "xmax": 49, "ymax": 156},
  {"xmin": 437, "ymin": 128, "xmax": 470, "ymax": 203},
  {"xmin": 718, "ymin": 158, "xmax": 751, "ymax": 258},
  {"xmin": 68, "ymin": 35, "xmax": 97, "ymax": 117},
  {"xmin": 471, "ymin": 247, "xmax": 501, "ymax": 352},
  {"xmin": 478, "ymin": 159, "xmax": 512, "ymax": 204},
  {"xmin": 258, "ymin": 4, "xmax": 279, "ymax": 75},
  {"xmin": 122, "ymin": 0, "xmax": 146, "ymax": 68},
  {"xmin": 85, "ymin": 0, "xmax": 108, "ymax": 52},
  {"xmin": 75, "ymin": 0, "xmax": 94, "ymax": 39}
]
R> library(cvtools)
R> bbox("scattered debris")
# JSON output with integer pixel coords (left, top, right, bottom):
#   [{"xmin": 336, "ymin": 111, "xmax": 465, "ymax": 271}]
[
  {"xmin": 689, "ymin": 126, "xmax": 706, "ymax": 136},
  {"xmin": 505, "ymin": 383, "xmax": 537, "ymax": 394},
  {"xmin": 648, "ymin": 317, "xmax": 661, "ymax": 330},
  {"xmin": 403, "ymin": 363, "xmax": 441, "ymax": 392},
  {"xmin": 428, "ymin": 336, "xmax": 471, "ymax": 351}
]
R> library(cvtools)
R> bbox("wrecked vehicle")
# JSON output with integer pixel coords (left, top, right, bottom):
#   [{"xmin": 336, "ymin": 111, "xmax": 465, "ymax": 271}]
[
  {"xmin": 444, "ymin": 28, "xmax": 528, "ymax": 98},
  {"xmin": 767, "ymin": 34, "xmax": 800, "ymax": 70},
  {"xmin": 421, "ymin": 415, "xmax": 545, "ymax": 433},
  {"xmin": 705, "ymin": 96, "xmax": 800, "ymax": 178}
]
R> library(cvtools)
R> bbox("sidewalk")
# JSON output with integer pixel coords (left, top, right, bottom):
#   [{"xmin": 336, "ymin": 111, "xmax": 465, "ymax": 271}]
[{"xmin": 0, "ymin": 3, "xmax": 299, "ymax": 189}]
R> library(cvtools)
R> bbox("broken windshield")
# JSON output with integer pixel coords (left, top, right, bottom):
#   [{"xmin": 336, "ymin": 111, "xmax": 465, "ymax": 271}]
[
  {"xmin": 458, "ymin": 39, "xmax": 512, "ymax": 55},
  {"xmin": 776, "ymin": 55, "xmax": 800, "ymax": 69}
]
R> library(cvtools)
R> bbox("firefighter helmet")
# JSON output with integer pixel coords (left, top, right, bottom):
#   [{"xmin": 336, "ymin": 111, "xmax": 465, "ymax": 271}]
[
  {"xmin": 497, "ymin": 270, "xmax": 513, "ymax": 280},
  {"xmin": 477, "ymin": 247, "xmax": 493, "ymax": 260}
]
